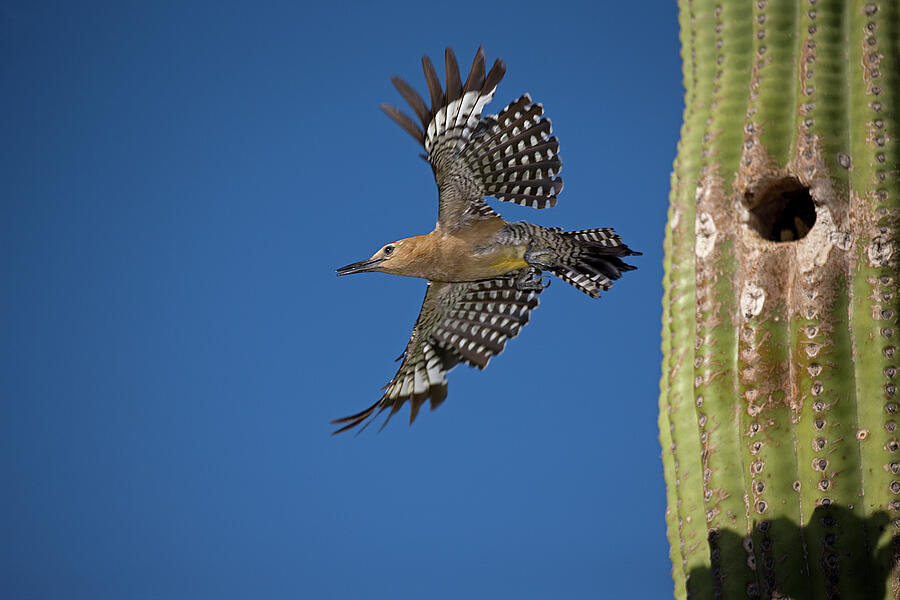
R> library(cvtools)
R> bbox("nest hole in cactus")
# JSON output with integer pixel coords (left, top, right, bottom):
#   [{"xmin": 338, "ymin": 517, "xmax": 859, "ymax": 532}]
[{"xmin": 745, "ymin": 176, "xmax": 816, "ymax": 242}]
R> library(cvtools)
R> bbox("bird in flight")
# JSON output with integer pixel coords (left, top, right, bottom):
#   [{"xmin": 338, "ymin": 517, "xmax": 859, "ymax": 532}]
[{"xmin": 333, "ymin": 47, "xmax": 639, "ymax": 433}]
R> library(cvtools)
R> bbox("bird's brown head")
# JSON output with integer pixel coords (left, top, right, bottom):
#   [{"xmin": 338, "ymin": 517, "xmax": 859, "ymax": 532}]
[{"xmin": 336, "ymin": 237, "xmax": 424, "ymax": 278}]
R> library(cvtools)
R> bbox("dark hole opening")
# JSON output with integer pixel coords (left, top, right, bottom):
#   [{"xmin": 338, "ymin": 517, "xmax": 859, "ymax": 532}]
[{"xmin": 745, "ymin": 177, "xmax": 816, "ymax": 242}]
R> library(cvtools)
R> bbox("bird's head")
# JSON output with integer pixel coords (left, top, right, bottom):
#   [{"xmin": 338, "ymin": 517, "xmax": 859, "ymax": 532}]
[{"xmin": 336, "ymin": 238, "xmax": 422, "ymax": 277}]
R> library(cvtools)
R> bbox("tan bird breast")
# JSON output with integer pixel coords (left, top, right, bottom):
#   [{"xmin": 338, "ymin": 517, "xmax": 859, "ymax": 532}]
[{"xmin": 419, "ymin": 219, "xmax": 529, "ymax": 283}]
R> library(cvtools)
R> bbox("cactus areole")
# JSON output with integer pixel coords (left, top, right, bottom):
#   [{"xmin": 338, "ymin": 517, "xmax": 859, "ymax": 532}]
[{"xmin": 659, "ymin": 1, "xmax": 899, "ymax": 598}]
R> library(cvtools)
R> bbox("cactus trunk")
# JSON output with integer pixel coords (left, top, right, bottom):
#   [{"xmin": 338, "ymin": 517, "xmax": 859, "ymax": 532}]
[{"xmin": 660, "ymin": 1, "xmax": 899, "ymax": 598}]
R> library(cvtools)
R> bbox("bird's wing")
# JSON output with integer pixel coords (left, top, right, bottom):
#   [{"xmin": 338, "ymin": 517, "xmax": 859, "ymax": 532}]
[
  {"xmin": 381, "ymin": 47, "xmax": 563, "ymax": 232},
  {"xmin": 331, "ymin": 276, "xmax": 542, "ymax": 433}
]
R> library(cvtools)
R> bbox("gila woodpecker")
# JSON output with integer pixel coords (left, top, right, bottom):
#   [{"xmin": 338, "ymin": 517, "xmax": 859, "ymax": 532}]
[{"xmin": 333, "ymin": 47, "xmax": 640, "ymax": 433}]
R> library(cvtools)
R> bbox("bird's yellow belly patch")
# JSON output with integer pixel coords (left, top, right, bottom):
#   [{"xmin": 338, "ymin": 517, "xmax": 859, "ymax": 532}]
[
  {"xmin": 489, "ymin": 256, "xmax": 529, "ymax": 273},
  {"xmin": 479, "ymin": 244, "xmax": 529, "ymax": 277}
]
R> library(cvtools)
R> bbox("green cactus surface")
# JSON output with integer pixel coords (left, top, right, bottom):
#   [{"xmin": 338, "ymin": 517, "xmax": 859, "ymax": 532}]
[{"xmin": 660, "ymin": 1, "xmax": 899, "ymax": 598}]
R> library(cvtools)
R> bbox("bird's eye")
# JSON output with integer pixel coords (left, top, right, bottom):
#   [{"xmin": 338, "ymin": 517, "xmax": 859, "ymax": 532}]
[{"xmin": 383, "ymin": 245, "xmax": 394, "ymax": 256}]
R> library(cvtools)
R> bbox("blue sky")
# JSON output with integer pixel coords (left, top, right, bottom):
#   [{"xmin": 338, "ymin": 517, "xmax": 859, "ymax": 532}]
[{"xmin": 2, "ymin": 1, "xmax": 683, "ymax": 598}]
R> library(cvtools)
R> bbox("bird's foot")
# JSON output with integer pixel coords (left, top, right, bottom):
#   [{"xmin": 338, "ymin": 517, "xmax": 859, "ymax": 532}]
[
  {"xmin": 524, "ymin": 247, "xmax": 554, "ymax": 271},
  {"xmin": 515, "ymin": 266, "xmax": 550, "ymax": 291}
]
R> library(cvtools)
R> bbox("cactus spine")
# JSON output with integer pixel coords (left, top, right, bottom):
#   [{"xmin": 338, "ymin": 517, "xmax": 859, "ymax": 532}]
[{"xmin": 660, "ymin": 1, "xmax": 899, "ymax": 598}]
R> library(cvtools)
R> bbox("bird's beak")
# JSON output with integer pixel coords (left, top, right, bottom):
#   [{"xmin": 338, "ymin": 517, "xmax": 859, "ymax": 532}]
[{"xmin": 336, "ymin": 257, "xmax": 387, "ymax": 276}]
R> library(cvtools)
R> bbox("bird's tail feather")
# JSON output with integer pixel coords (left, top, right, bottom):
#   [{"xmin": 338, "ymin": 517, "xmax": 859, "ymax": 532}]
[{"xmin": 549, "ymin": 228, "xmax": 640, "ymax": 298}]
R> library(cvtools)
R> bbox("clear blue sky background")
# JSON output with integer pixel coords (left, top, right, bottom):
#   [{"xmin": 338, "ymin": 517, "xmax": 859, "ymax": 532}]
[{"xmin": 2, "ymin": 1, "xmax": 683, "ymax": 598}]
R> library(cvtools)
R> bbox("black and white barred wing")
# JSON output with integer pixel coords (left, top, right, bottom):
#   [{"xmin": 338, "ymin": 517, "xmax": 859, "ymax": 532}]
[
  {"xmin": 331, "ymin": 277, "xmax": 542, "ymax": 434},
  {"xmin": 381, "ymin": 47, "xmax": 563, "ymax": 231}
]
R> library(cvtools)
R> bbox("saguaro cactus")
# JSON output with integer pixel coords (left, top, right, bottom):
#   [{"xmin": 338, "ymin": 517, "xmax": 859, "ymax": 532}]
[{"xmin": 660, "ymin": 1, "xmax": 899, "ymax": 598}]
